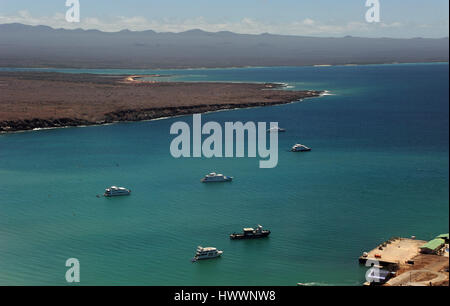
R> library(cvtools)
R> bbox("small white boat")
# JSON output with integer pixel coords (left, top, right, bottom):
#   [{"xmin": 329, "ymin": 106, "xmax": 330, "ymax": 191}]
[
  {"xmin": 104, "ymin": 186, "xmax": 131, "ymax": 197},
  {"xmin": 194, "ymin": 246, "xmax": 223, "ymax": 260},
  {"xmin": 267, "ymin": 127, "xmax": 286, "ymax": 133},
  {"xmin": 291, "ymin": 144, "xmax": 311, "ymax": 152},
  {"xmin": 201, "ymin": 172, "xmax": 233, "ymax": 183}
]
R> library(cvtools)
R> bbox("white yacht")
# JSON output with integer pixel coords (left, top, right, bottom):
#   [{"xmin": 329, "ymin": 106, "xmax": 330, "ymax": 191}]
[
  {"xmin": 291, "ymin": 144, "xmax": 311, "ymax": 152},
  {"xmin": 194, "ymin": 246, "xmax": 223, "ymax": 260},
  {"xmin": 104, "ymin": 186, "xmax": 131, "ymax": 197},
  {"xmin": 201, "ymin": 172, "xmax": 233, "ymax": 183},
  {"xmin": 267, "ymin": 127, "xmax": 286, "ymax": 133}
]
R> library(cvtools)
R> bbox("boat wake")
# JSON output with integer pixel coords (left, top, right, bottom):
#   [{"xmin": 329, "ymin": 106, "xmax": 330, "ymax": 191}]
[
  {"xmin": 298, "ymin": 282, "xmax": 339, "ymax": 287},
  {"xmin": 320, "ymin": 90, "xmax": 335, "ymax": 96}
]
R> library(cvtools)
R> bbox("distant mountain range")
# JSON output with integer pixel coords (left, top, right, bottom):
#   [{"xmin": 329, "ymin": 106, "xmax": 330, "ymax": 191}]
[{"xmin": 0, "ymin": 23, "xmax": 448, "ymax": 69}]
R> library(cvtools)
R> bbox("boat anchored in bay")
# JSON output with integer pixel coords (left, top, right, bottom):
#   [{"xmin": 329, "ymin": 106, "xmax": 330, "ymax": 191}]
[
  {"xmin": 291, "ymin": 144, "xmax": 311, "ymax": 152},
  {"xmin": 192, "ymin": 246, "xmax": 224, "ymax": 261},
  {"xmin": 230, "ymin": 225, "xmax": 271, "ymax": 240},
  {"xmin": 104, "ymin": 186, "xmax": 131, "ymax": 197},
  {"xmin": 267, "ymin": 127, "xmax": 286, "ymax": 133},
  {"xmin": 201, "ymin": 172, "xmax": 233, "ymax": 183}
]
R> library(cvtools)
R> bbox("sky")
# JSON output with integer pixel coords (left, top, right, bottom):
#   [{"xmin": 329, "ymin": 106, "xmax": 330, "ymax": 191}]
[{"xmin": 0, "ymin": 0, "xmax": 448, "ymax": 38}]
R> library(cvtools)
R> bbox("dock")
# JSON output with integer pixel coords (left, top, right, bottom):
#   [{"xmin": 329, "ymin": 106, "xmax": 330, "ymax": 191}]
[
  {"xmin": 359, "ymin": 238, "xmax": 426, "ymax": 268},
  {"xmin": 360, "ymin": 235, "xmax": 449, "ymax": 286}
]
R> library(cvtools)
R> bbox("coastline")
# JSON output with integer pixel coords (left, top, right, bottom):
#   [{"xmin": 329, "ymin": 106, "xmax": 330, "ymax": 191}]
[
  {"xmin": 0, "ymin": 61, "xmax": 447, "ymax": 73},
  {"xmin": 0, "ymin": 72, "xmax": 323, "ymax": 133},
  {"xmin": 0, "ymin": 101, "xmax": 319, "ymax": 134}
]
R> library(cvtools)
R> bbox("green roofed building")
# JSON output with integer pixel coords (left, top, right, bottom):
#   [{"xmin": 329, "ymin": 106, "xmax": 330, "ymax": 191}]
[
  {"xmin": 420, "ymin": 238, "xmax": 445, "ymax": 254},
  {"xmin": 436, "ymin": 233, "xmax": 449, "ymax": 243}
]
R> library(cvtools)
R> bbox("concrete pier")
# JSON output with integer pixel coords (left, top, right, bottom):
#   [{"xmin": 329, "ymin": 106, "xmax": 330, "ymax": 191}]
[{"xmin": 359, "ymin": 238, "xmax": 426, "ymax": 268}]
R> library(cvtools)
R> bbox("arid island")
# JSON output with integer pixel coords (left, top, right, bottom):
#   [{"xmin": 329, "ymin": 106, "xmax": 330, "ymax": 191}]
[{"xmin": 0, "ymin": 72, "xmax": 322, "ymax": 132}]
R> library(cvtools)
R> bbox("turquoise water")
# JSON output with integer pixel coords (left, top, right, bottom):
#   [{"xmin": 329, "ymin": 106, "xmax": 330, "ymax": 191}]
[{"xmin": 0, "ymin": 63, "xmax": 448, "ymax": 286}]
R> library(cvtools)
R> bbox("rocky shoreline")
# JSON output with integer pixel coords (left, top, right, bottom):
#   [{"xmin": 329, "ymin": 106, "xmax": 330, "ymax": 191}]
[
  {"xmin": 0, "ymin": 72, "xmax": 323, "ymax": 133},
  {"xmin": 0, "ymin": 99, "xmax": 321, "ymax": 133}
]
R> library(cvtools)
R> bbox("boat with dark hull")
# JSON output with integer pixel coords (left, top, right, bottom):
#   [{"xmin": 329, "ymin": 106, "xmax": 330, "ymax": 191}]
[
  {"xmin": 201, "ymin": 172, "xmax": 233, "ymax": 183},
  {"xmin": 230, "ymin": 225, "xmax": 271, "ymax": 240}
]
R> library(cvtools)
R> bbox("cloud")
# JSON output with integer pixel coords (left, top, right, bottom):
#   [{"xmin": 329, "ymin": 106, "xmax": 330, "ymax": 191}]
[
  {"xmin": 0, "ymin": 10, "xmax": 446, "ymax": 37},
  {"xmin": 302, "ymin": 18, "xmax": 315, "ymax": 26}
]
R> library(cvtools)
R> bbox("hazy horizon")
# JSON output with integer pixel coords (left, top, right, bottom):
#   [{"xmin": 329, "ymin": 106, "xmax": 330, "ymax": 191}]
[
  {"xmin": 1, "ymin": 21, "xmax": 449, "ymax": 40},
  {"xmin": 1, "ymin": 1, "xmax": 448, "ymax": 69},
  {"xmin": 1, "ymin": 22, "xmax": 448, "ymax": 69}
]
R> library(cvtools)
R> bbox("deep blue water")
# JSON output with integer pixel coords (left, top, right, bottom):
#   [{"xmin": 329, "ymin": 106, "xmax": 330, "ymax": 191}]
[{"xmin": 0, "ymin": 63, "xmax": 448, "ymax": 285}]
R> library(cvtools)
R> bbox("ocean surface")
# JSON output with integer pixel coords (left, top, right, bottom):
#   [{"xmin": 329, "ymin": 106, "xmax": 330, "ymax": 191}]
[{"xmin": 0, "ymin": 63, "xmax": 448, "ymax": 286}]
